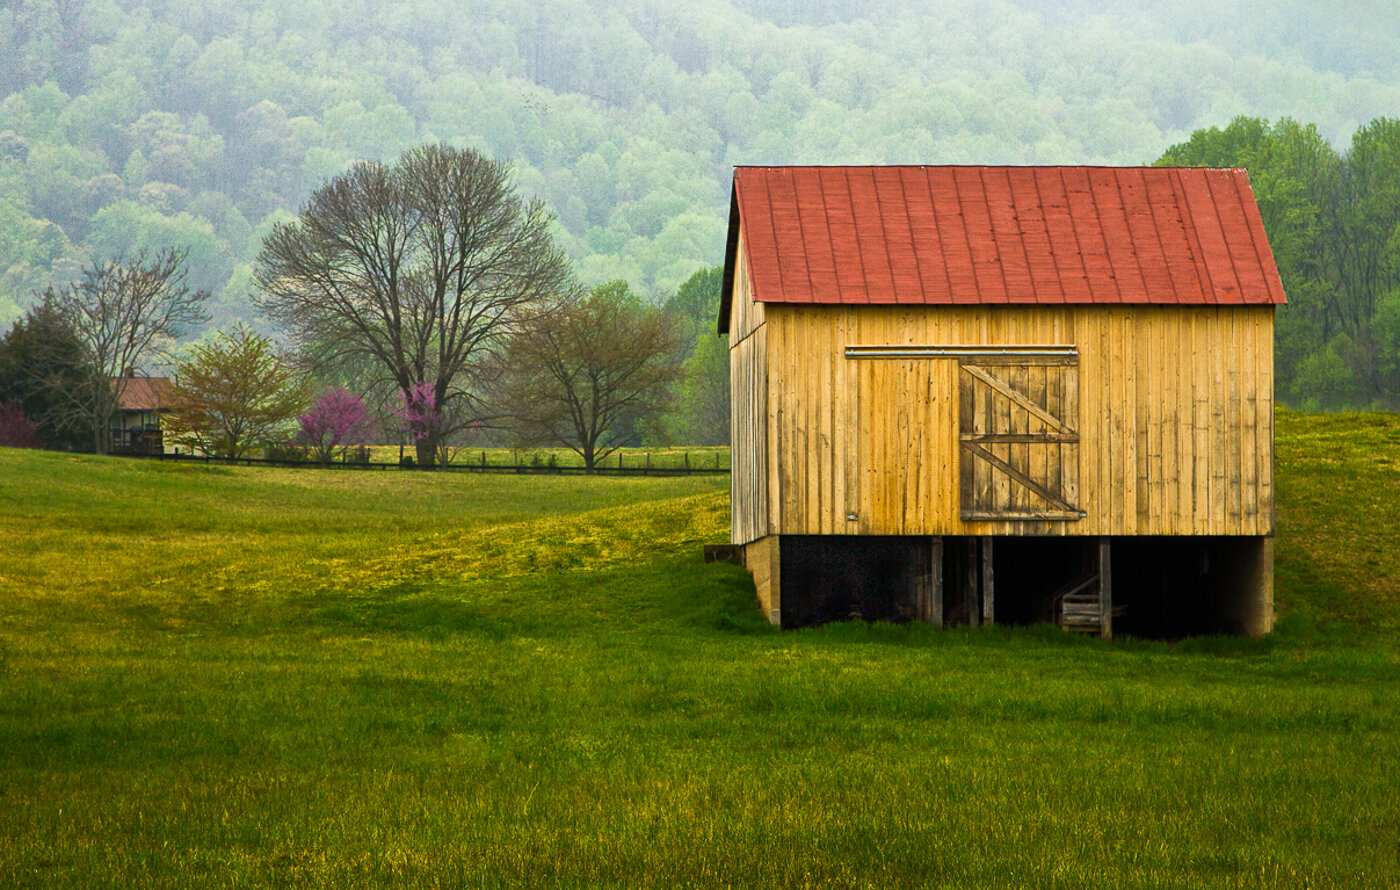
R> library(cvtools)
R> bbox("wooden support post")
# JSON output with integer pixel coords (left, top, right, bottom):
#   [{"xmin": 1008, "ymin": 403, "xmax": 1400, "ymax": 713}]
[
  {"xmin": 965, "ymin": 537, "xmax": 980, "ymax": 627},
  {"xmin": 981, "ymin": 535, "xmax": 995, "ymax": 626},
  {"xmin": 1099, "ymin": 537, "xmax": 1113, "ymax": 640},
  {"xmin": 1254, "ymin": 536, "xmax": 1274, "ymax": 637},
  {"xmin": 930, "ymin": 536, "xmax": 944, "ymax": 627}
]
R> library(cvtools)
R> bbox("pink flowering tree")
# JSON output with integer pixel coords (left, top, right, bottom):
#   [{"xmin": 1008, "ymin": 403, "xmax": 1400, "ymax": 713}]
[
  {"xmin": 390, "ymin": 380, "xmax": 443, "ymax": 466},
  {"xmin": 297, "ymin": 387, "xmax": 372, "ymax": 464},
  {"xmin": 387, "ymin": 381, "xmax": 482, "ymax": 466}
]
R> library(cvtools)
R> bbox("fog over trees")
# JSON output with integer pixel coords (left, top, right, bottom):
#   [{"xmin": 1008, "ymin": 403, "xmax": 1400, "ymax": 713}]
[{"xmin": 2, "ymin": 0, "xmax": 1400, "ymax": 411}]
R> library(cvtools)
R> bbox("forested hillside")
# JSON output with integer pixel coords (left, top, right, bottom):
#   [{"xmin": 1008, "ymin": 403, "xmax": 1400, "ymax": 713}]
[{"xmin": 2, "ymin": 0, "xmax": 1400, "ymax": 405}]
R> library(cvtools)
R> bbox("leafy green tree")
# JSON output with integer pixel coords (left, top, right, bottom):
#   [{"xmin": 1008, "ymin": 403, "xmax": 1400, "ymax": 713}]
[
  {"xmin": 676, "ymin": 331, "xmax": 730, "ymax": 446},
  {"xmin": 499, "ymin": 280, "xmax": 683, "ymax": 471},
  {"xmin": 166, "ymin": 324, "xmax": 311, "ymax": 458},
  {"xmin": 659, "ymin": 265, "xmax": 728, "ymax": 443},
  {"xmin": 665, "ymin": 265, "xmax": 724, "ymax": 344},
  {"xmin": 0, "ymin": 301, "xmax": 93, "ymax": 450}
]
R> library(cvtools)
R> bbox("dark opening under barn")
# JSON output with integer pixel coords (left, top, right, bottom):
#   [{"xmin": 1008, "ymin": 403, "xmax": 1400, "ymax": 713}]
[{"xmin": 773, "ymin": 535, "xmax": 1272, "ymax": 638}]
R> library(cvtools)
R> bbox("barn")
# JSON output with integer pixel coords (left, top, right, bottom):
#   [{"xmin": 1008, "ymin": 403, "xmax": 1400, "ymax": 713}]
[{"xmin": 720, "ymin": 165, "xmax": 1284, "ymax": 638}]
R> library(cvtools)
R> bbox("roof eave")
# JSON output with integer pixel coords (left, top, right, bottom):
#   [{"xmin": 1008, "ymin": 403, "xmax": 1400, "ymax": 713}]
[{"xmin": 717, "ymin": 180, "xmax": 741, "ymax": 335}]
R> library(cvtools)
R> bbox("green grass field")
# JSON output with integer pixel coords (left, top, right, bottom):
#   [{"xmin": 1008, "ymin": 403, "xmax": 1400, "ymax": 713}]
[{"xmin": 1, "ymin": 411, "xmax": 1398, "ymax": 888}]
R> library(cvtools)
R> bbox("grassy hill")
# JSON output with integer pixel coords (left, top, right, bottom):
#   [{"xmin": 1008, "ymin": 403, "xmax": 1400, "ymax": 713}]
[{"xmin": 1, "ymin": 410, "xmax": 1397, "ymax": 887}]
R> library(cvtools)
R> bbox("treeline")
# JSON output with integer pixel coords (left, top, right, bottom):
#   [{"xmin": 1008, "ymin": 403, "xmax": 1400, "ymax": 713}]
[
  {"xmin": 1, "ymin": 146, "xmax": 730, "ymax": 461},
  {"xmin": 3, "ymin": 0, "xmax": 1397, "ymax": 331},
  {"xmin": 1156, "ymin": 117, "xmax": 1400, "ymax": 409}
]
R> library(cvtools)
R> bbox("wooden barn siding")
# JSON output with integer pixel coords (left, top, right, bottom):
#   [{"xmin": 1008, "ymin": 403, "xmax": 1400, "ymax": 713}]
[
  {"xmin": 730, "ymin": 328, "xmax": 769, "ymax": 544},
  {"xmin": 728, "ymin": 225, "xmax": 770, "ymax": 545},
  {"xmin": 761, "ymin": 303, "xmax": 1274, "ymax": 538}
]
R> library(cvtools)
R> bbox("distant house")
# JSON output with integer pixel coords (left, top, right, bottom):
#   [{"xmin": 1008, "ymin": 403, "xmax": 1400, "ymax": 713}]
[
  {"xmin": 720, "ymin": 165, "xmax": 1284, "ymax": 638},
  {"xmin": 110, "ymin": 370, "xmax": 174, "ymax": 454}
]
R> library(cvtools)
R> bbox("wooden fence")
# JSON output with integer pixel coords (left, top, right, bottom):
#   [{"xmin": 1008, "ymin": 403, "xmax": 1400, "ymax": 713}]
[{"xmin": 118, "ymin": 450, "xmax": 729, "ymax": 476}]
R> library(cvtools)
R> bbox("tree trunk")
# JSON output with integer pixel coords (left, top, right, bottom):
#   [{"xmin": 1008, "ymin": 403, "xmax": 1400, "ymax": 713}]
[{"xmin": 415, "ymin": 435, "xmax": 436, "ymax": 468}]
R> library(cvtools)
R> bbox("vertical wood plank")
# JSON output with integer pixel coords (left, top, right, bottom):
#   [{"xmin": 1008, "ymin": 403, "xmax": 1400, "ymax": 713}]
[
  {"xmin": 1098, "ymin": 310, "xmax": 1112, "ymax": 534},
  {"xmin": 1211, "ymin": 308, "xmax": 1229, "ymax": 534},
  {"xmin": 1047, "ymin": 364, "xmax": 1063, "ymax": 526},
  {"xmin": 1134, "ymin": 307, "xmax": 1152, "ymax": 528},
  {"xmin": 1159, "ymin": 310, "xmax": 1179, "ymax": 535},
  {"xmin": 1238, "ymin": 307, "xmax": 1257, "ymax": 534},
  {"xmin": 1111, "ymin": 310, "xmax": 1129, "ymax": 535},
  {"xmin": 1064, "ymin": 358, "xmax": 1080, "ymax": 522},
  {"xmin": 959, "ymin": 362, "xmax": 975, "ymax": 522},
  {"xmin": 1146, "ymin": 309, "xmax": 1163, "ymax": 535},
  {"xmin": 780, "ymin": 312, "xmax": 800, "ymax": 534},
  {"xmin": 1122, "ymin": 309, "xmax": 1138, "ymax": 534},
  {"xmin": 1192, "ymin": 310, "xmax": 1210, "ymax": 536},
  {"xmin": 1176, "ymin": 309, "xmax": 1193, "ymax": 534},
  {"xmin": 993, "ymin": 368, "xmax": 1011, "ymax": 513},
  {"xmin": 1260, "ymin": 307, "xmax": 1275, "ymax": 534},
  {"xmin": 936, "ymin": 356, "xmax": 956, "ymax": 533},
  {"xmin": 1031, "ymin": 363, "xmax": 1049, "ymax": 533},
  {"xmin": 804, "ymin": 314, "xmax": 818, "ymax": 534},
  {"xmin": 843, "ymin": 310, "xmax": 860, "ymax": 529},
  {"xmin": 1011, "ymin": 365, "xmax": 1030, "ymax": 514}
]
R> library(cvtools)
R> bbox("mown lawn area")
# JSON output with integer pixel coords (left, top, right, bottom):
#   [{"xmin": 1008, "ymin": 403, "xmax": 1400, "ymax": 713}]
[{"xmin": 1, "ymin": 411, "xmax": 1397, "ymax": 888}]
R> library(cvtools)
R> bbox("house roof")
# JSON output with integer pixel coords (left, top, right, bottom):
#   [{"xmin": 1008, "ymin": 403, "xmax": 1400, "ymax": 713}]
[
  {"xmin": 719, "ymin": 165, "xmax": 1286, "ymax": 332},
  {"xmin": 113, "ymin": 375, "xmax": 174, "ymax": 412}
]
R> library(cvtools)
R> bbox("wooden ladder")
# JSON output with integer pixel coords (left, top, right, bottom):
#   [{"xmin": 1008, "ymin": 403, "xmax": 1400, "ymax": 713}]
[
  {"xmin": 1048, "ymin": 573, "xmax": 1105, "ymax": 634},
  {"xmin": 1046, "ymin": 539, "xmax": 1116, "ymax": 639}
]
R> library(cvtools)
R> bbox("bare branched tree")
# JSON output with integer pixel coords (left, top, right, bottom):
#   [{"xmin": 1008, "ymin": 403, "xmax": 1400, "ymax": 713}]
[
  {"xmin": 500, "ymin": 280, "xmax": 683, "ymax": 472},
  {"xmin": 41, "ymin": 248, "xmax": 209, "ymax": 453},
  {"xmin": 254, "ymin": 144, "xmax": 574, "ymax": 466}
]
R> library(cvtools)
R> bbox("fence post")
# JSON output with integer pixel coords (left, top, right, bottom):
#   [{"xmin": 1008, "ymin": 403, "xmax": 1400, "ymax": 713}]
[{"xmin": 684, "ymin": 451, "xmax": 690, "ymax": 470}]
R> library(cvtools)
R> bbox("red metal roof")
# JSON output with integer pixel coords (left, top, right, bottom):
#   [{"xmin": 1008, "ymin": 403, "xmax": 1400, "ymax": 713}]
[{"xmin": 720, "ymin": 166, "xmax": 1286, "ymax": 328}]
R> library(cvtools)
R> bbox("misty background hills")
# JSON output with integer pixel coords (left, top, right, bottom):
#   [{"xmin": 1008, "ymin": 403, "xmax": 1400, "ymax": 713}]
[{"xmin": 2, "ymin": 0, "xmax": 1398, "ymax": 330}]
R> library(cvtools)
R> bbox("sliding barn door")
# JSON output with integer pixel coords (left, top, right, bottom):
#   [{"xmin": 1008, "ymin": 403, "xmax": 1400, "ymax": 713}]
[{"xmin": 959, "ymin": 356, "xmax": 1082, "ymax": 521}]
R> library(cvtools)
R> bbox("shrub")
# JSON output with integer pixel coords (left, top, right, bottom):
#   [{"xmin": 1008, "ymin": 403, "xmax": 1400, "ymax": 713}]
[
  {"xmin": 0, "ymin": 401, "xmax": 42, "ymax": 448},
  {"xmin": 265, "ymin": 442, "xmax": 309, "ymax": 463}
]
